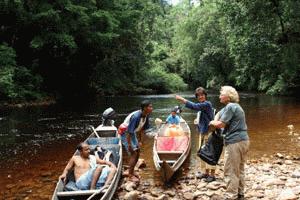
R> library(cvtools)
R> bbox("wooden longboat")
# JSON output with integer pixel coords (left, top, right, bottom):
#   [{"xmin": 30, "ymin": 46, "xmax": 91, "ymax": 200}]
[
  {"xmin": 52, "ymin": 124, "xmax": 122, "ymax": 200},
  {"xmin": 153, "ymin": 117, "xmax": 191, "ymax": 182}
]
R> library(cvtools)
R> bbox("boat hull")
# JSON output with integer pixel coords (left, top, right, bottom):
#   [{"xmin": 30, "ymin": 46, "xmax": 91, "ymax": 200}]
[
  {"xmin": 153, "ymin": 118, "xmax": 191, "ymax": 182},
  {"xmin": 52, "ymin": 124, "xmax": 122, "ymax": 200}
]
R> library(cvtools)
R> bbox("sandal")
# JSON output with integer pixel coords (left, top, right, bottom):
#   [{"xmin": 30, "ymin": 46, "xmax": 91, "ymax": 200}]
[
  {"xmin": 205, "ymin": 175, "xmax": 216, "ymax": 182},
  {"xmin": 195, "ymin": 172, "xmax": 209, "ymax": 179}
]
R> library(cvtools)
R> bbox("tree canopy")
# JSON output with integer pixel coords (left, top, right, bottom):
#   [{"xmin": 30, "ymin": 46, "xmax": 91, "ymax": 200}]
[
  {"xmin": 172, "ymin": 0, "xmax": 300, "ymax": 95},
  {"xmin": 0, "ymin": 0, "xmax": 299, "ymax": 102}
]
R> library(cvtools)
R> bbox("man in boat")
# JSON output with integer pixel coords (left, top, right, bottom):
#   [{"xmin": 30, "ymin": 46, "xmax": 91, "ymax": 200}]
[
  {"xmin": 166, "ymin": 107, "xmax": 181, "ymax": 125},
  {"xmin": 118, "ymin": 100, "xmax": 153, "ymax": 182},
  {"xmin": 59, "ymin": 142, "xmax": 117, "ymax": 190},
  {"xmin": 175, "ymin": 87, "xmax": 216, "ymax": 182}
]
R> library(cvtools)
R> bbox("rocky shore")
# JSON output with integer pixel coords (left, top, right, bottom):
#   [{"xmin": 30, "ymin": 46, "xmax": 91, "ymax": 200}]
[{"xmin": 116, "ymin": 154, "xmax": 300, "ymax": 200}]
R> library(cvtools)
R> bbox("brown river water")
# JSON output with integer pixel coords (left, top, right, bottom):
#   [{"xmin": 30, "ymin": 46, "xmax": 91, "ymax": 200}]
[{"xmin": 0, "ymin": 93, "xmax": 300, "ymax": 199}]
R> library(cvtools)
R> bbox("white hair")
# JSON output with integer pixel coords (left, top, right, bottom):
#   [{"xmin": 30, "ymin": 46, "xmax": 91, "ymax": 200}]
[{"xmin": 220, "ymin": 86, "xmax": 239, "ymax": 103}]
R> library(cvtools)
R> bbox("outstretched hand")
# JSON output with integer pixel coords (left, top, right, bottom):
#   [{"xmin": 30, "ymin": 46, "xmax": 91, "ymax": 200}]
[{"xmin": 175, "ymin": 95, "xmax": 187, "ymax": 104}]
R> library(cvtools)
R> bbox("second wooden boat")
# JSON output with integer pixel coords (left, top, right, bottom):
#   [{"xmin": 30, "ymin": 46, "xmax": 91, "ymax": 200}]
[{"xmin": 153, "ymin": 117, "xmax": 191, "ymax": 182}]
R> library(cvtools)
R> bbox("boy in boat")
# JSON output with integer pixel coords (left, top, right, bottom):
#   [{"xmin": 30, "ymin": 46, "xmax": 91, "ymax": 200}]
[
  {"xmin": 166, "ymin": 107, "xmax": 181, "ymax": 125},
  {"xmin": 59, "ymin": 142, "xmax": 117, "ymax": 190},
  {"xmin": 175, "ymin": 87, "xmax": 216, "ymax": 182},
  {"xmin": 118, "ymin": 100, "xmax": 153, "ymax": 182}
]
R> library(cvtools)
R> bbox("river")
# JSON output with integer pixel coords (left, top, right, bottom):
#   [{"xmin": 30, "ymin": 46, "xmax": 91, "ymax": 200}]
[{"xmin": 0, "ymin": 93, "xmax": 300, "ymax": 199}]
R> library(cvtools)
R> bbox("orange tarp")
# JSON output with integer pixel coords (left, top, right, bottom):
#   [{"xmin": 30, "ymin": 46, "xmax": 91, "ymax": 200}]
[{"xmin": 164, "ymin": 125, "xmax": 184, "ymax": 137}]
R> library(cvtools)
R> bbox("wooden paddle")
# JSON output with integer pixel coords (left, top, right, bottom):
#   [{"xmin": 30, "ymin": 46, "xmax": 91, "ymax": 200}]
[
  {"xmin": 86, "ymin": 185, "xmax": 109, "ymax": 200},
  {"xmin": 89, "ymin": 125, "xmax": 100, "ymax": 138}
]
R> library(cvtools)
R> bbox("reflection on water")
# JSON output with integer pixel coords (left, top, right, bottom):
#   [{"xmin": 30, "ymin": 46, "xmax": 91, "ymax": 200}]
[{"xmin": 1, "ymin": 93, "xmax": 300, "ymax": 198}]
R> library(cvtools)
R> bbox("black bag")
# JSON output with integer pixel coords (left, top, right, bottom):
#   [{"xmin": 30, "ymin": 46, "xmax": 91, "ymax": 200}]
[
  {"xmin": 94, "ymin": 146, "xmax": 115, "ymax": 163},
  {"xmin": 197, "ymin": 130, "xmax": 224, "ymax": 165}
]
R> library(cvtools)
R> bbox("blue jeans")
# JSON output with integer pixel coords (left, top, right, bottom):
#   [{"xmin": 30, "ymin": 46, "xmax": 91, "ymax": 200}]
[{"xmin": 120, "ymin": 131, "xmax": 139, "ymax": 153}]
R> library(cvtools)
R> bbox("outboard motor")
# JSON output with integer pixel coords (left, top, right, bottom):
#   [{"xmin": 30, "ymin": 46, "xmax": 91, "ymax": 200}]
[
  {"xmin": 174, "ymin": 105, "xmax": 182, "ymax": 114},
  {"xmin": 102, "ymin": 107, "xmax": 116, "ymax": 126}
]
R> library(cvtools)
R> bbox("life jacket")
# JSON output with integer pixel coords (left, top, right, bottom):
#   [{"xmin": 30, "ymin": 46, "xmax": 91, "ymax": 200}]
[
  {"xmin": 117, "ymin": 111, "xmax": 138, "ymax": 135},
  {"xmin": 117, "ymin": 123, "xmax": 128, "ymax": 135}
]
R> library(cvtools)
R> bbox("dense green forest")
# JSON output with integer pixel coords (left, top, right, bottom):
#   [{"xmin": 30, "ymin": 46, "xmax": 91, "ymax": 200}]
[{"xmin": 0, "ymin": 0, "xmax": 300, "ymax": 102}]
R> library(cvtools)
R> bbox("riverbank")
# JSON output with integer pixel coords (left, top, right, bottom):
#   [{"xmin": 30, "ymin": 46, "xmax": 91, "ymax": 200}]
[
  {"xmin": 1, "ymin": 153, "xmax": 299, "ymax": 200},
  {"xmin": 116, "ymin": 154, "xmax": 300, "ymax": 200},
  {"xmin": 0, "ymin": 97, "xmax": 56, "ymax": 109}
]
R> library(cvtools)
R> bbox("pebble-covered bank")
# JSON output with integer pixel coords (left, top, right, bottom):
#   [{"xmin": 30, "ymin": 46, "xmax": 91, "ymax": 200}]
[{"xmin": 116, "ymin": 154, "xmax": 300, "ymax": 200}]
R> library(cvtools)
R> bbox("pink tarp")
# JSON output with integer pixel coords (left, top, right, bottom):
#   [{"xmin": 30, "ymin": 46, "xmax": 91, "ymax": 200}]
[{"xmin": 156, "ymin": 136, "xmax": 189, "ymax": 151}]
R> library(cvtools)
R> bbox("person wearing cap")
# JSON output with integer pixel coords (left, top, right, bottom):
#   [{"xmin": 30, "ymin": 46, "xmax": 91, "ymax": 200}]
[
  {"xmin": 209, "ymin": 86, "xmax": 249, "ymax": 200},
  {"xmin": 175, "ymin": 87, "xmax": 216, "ymax": 182},
  {"xmin": 166, "ymin": 108, "xmax": 181, "ymax": 125},
  {"xmin": 117, "ymin": 100, "xmax": 153, "ymax": 182}
]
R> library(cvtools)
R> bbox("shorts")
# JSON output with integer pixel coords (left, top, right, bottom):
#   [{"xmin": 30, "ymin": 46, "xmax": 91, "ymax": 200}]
[
  {"xmin": 120, "ymin": 131, "xmax": 139, "ymax": 153},
  {"xmin": 76, "ymin": 166, "xmax": 110, "ymax": 190}
]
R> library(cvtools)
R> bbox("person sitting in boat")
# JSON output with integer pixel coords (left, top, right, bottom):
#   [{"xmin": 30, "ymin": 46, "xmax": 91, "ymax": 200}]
[
  {"xmin": 175, "ymin": 87, "xmax": 216, "ymax": 182},
  {"xmin": 59, "ymin": 142, "xmax": 117, "ymax": 190},
  {"xmin": 117, "ymin": 100, "xmax": 153, "ymax": 182},
  {"xmin": 165, "ymin": 107, "xmax": 184, "ymax": 137},
  {"xmin": 166, "ymin": 108, "xmax": 181, "ymax": 125}
]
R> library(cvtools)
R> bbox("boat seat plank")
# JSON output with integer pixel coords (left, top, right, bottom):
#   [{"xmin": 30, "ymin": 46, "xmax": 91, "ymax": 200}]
[
  {"xmin": 158, "ymin": 160, "xmax": 176, "ymax": 164},
  {"xmin": 57, "ymin": 189, "xmax": 101, "ymax": 196},
  {"xmin": 157, "ymin": 150, "xmax": 183, "ymax": 154},
  {"xmin": 87, "ymin": 137, "xmax": 119, "ymax": 145},
  {"xmin": 156, "ymin": 150, "xmax": 183, "ymax": 160}
]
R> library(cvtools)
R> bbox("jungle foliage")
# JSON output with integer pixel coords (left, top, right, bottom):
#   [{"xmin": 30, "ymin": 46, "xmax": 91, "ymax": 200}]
[
  {"xmin": 173, "ymin": 0, "xmax": 300, "ymax": 95},
  {"xmin": 0, "ymin": 0, "xmax": 299, "ymax": 101}
]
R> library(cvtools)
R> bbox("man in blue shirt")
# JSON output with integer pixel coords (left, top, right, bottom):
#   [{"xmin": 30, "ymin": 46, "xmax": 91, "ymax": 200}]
[
  {"xmin": 118, "ymin": 100, "xmax": 153, "ymax": 182},
  {"xmin": 175, "ymin": 87, "xmax": 216, "ymax": 182}
]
